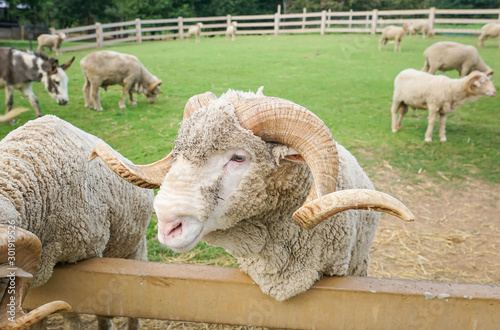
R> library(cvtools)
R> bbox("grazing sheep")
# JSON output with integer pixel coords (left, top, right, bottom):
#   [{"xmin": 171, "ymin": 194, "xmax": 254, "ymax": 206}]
[
  {"xmin": 0, "ymin": 48, "xmax": 75, "ymax": 120},
  {"xmin": 37, "ymin": 32, "xmax": 66, "ymax": 56},
  {"xmin": 80, "ymin": 50, "xmax": 162, "ymax": 111},
  {"xmin": 226, "ymin": 21, "xmax": 238, "ymax": 41},
  {"xmin": 478, "ymin": 22, "xmax": 500, "ymax": 48},
  {"xmin": 91, "ymin": 88, "xmax": 415, "ymax": 301},
  {"xmin": 391, "ymin": 69, "xmax": 496, "ymax": 142},
  {"xmin": 186, "ymin": 22, "xmax": 203, "ymax": 43},
  {"xmin": 379, "ymin": 23, "xmax": 411, "ymax": 52},
  {"xmin": 409, "ymin": 20, "xmax": 432, "ymax": 38},
  {"xmin": 422, "ymin": 41, "xmax": 494, "ymax": 78},
  {"xmin": 0, "ymin": 115, "xmax": 154, "ymax": 328}
]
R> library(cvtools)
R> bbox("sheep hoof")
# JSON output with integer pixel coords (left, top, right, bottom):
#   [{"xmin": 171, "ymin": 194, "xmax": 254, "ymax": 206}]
[
  {"xmin": 424, "ymin": 138, "xmax": 432, "ymax": 142},
  {"xmin": 130, "ymin": 101, "xmax": 137, "ymax": 106},
  {"xmin": 392, "ymin": 129, "xmax": 398, "ymax": 133},
  {"xmin": 440, "ymin": 138, "xmax": 447, "ymax": 142},
  {"xmin": 119, "ymin": 104, "xmax": 126, "ymax": 109}
]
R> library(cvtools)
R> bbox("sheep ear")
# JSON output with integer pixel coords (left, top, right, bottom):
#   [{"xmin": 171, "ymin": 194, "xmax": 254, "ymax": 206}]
[
  {"xmin": 284, "ymin": 147, "xmax": 305, "ymax": 162},
  {"xmin": 50, "ymin": 60, "xmax": 59, "ymax": 74}
]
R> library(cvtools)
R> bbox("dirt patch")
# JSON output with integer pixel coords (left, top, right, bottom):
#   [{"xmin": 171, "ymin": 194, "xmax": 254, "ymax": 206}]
[{"xmin": 370, "ymin": 165, "xmax": 500, "ymax": 285}]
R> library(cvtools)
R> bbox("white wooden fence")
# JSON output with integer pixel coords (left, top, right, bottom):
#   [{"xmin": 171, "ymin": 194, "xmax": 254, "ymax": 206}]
[{"xmin": 55, "ymin": 7, "xmax": 500, "ymax": 53}]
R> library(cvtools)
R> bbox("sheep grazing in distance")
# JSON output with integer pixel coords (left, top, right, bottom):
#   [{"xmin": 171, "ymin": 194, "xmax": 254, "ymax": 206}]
[
  {"xmin": 409, "ymin": 20, "xmax": 433, "ymax": 38},
  {"xmin": 80, "ymin": 50, "xmax": 162, "ymax": 111},
  {"xmin": 91, "ymin": 88, "xmax": 415, "ymax": 301},
  {"xmin": 478, "ymin": 22, "xmax": 500, "ymax": 48},
  {"xmin": 379, "ymin": 23, "xmax": 411, "ymax": 52},
  {"xmin": 0, "ymin": 115, "xmax": 154, "ymax": 328},
  {"xmin": 37, "ymin": 32, "xmax": 66, "ymax": 56},
  {"xmin": 391, "ymin": 69, "xmax": 496, "ymax": 142},
  {"xmin": 422, "ymin": 41, "xmax": 494, "ymax": 78},
  {"xmin": 226, "ymin": 21, "xmax": 238, "ymax": 41},
  {"xmin": 186, "ymin": 22, "xmax": 203, "ymax": 43}
]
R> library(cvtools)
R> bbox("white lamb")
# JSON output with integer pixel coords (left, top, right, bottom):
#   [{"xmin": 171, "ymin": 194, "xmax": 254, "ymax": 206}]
[
  {"xmin": 379, "ymin": 23, "xmax": 410, "ymax": 52},
  {"xmin": 91, "ymin": 88, "xmax": 414, "ymax": 301},
  {"xmin": 226, "ymin": 21, "xmax": 238, "ymax": 41},
  {"xmin": 186, "ymin": 22, "xmax": 203, "ymax": 43},
  {"xmin": 0, "ymin": 115, "xmax": 154, "ymax": 329},
  {"xmin": 422, "ymin": 41, "xmax": 494, "ymax": 78},
  {"xmin": 478, "ymin": 22, "xmax": 500, "ymax": 48},
  {"xmin": 391, "ymin": 69, "xmax": 496, "ymax": 142},
  {"xmin": 37, "ymin": 32, "xmax": 66, "ymax": 56},
  {"xmin": 409, "ymin": 20, "xmax": 432, "ymax": 38}
]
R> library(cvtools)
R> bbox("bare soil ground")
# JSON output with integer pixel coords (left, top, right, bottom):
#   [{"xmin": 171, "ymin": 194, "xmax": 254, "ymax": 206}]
[{"xmin": 40, "ymin": 168, "xmax": 500, "ymax": 329}]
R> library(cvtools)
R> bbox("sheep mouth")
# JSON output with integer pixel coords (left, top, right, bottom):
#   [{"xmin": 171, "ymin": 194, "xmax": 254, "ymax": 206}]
[{"xmin": 166, "ymin": 222, "xmax": 183, "ymax": 239}]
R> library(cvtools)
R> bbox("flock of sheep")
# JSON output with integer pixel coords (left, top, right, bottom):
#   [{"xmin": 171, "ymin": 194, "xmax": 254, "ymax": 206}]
[
  {"xmin": 380, "ymin": 20, "xmax": 497, "ymax": 142},
  {"xmin": 0, "ymin": 18, "xmax": 498, "ymax": 329}
]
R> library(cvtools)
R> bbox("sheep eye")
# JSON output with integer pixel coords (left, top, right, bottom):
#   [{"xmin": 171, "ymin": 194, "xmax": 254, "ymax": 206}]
[{"xmin": 230, "ymin": 154, "xmax": 246, "ymax": 162}]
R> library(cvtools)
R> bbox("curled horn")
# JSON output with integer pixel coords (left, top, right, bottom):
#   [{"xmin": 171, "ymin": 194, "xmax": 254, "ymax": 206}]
[
  {"xmin": 0, "ymin": 225, "xmax": 71, "ymax": 329},
  {"xmin": 465, "ymin": 71, "xmax": 483, "ymax": 95},
  {"xmin": 149, "ymin": 80, "xmax": 163, "ymax": 93},
  {"xmin": 234, "ymin": 97, "xmax": 415, "ymax": 229},
  {"xmin": 89, "ymin": 92, "xmax": 217, "ymax": 188},
  {"xmin": 0, "ymin": 107, "xmax": 30, "ymax": 124}
]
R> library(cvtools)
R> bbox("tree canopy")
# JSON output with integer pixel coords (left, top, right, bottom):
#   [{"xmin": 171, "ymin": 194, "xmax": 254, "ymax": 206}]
[{"xmin": 4, "ymin": 0, "xmax": 499, "ymax": 28}]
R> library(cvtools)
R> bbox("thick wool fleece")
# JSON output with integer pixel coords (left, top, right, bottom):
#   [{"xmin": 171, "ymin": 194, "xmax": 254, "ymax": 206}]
[
  {"xmin": 0, "ymin": 115, "xmax": 153, "ymax": 287},
  {"xmin": 173, "ymin": 90, "xmax": 379, "ymax": 301}
]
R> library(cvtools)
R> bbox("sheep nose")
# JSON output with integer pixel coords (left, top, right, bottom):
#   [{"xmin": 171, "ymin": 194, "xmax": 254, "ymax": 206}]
[{"xmin": 58, "ymin": 99, "xmax": 68, "ymax": 105}]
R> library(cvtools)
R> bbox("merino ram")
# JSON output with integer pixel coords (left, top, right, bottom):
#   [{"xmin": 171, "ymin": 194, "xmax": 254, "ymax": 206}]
[
  {"xmin": 91, "ymin": 88, "xmax": 414, "ymax": 301},
  {"xmin": 226, "ymin": 21, "xmax": 238, "ymax": 41},
  {"xmin": 379, "ymin": 23, "xmax": 410, "ymax": 52},
  {"xmin": 422, "ymin": 41, "xmax": 494, "ymax": 78},
  {"xmin": 37, "ymin": 32, "xmax": 67, "ymax": 56},
  {"xmin": 80, "ymin": 50, "xmax": 162, "ymax": 111},
  {"xmin": 186, "ymin": 22, "xmax": 203, "ymax": 43},
  {"xmin": 391, "ymin": 69, "xmax": 496, "ymax": 142},
  {"xmin": 478, "ymin": 22, "xmax": 500, "ymax": 48},
  {"xmin": 0, "ymin": 115, "xmax": 154, "ymax": 329}
]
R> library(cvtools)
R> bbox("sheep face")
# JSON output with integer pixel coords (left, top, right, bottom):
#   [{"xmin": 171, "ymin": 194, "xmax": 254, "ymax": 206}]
[
  {"xmin": 144, "ymin": 81, "xmax": 162, "ymax": 103},
  {"xmin": 469, "ymin": 72, "xmax": 496, "ymax": 97},
  {"xmin": 153, "ymin": 99, "xmax": 308, "ymax": 253}
]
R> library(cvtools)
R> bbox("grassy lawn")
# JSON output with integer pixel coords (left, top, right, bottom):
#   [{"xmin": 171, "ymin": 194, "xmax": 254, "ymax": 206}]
[{"xmin": 1, "ymin": 33, "xmax": 499, "ymax": 262}]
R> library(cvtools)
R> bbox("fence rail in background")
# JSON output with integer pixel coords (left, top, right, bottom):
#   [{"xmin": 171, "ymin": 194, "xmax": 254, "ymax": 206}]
[
  {"xmin": 24, "ymin": 258, "xmax": 500, "ymax": 329},
  {"xmin": 52, "ymin": 7, "xmax": 500, "ymax": 53}
]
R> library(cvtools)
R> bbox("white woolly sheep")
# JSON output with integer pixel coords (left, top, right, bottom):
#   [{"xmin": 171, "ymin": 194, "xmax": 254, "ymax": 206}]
[
  {"xmin": 391, "ymin": 69, "xmax": 496, "ymax": 142},
  {"xmin": 186, "ymin": 22, "xmax": 203, "ymax": 43},
  {"xmin": 80, "ymin": 50, "xmax": 162, "ymax": 111},
  {"xmin": 409, "ymin": 20, "xmax": 432, "ymax": 38},
  {"xmin": 37, "ymin": 32, "xmax": 66, "ymax": 56},
  {"xmin": 226, "ymin": 21, "xmax": 238, "ymax": 41},
  {"xmin": 91, "ymin": 88, "xmax": 414, "ymax": 301},
  {"xmin": 478, "ymin": 22, "xmax": 500, "ymax": 48},
  {"xmin": 0, "ymin": 115, "xmax": 154, "ymax": 329},
  {"xmin": 379, "ymin": 23, "xmax": 411, "ymax": 52},
  {"xmin": 422, "ymin": 41, "xmax": 494, "ymax": 78}
]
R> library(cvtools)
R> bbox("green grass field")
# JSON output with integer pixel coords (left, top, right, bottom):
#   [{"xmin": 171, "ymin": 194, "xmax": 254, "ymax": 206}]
[{"xmin": 1, "ymin": 33, "xmax": 499, "ymax": 263}]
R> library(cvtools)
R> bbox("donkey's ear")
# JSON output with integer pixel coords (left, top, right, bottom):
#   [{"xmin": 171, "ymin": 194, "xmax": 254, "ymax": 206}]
[
  {"xmin": 60, "ymin": 56, "xmax": 75, "ymax": 71},
  {"xmin": 50, "ymin": 60, "xmax": 59, "ymax": 74}
]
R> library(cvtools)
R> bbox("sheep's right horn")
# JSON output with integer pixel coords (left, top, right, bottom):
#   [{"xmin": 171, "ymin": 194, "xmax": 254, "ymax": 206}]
[
  {"xmin": 0, "ymin": 108, "xmax": 29, "ymax": 123},
  {"xmin": 89, "ymin": 143, "xmax": 173, "ymax": 189},
  {"xmin": 183, "ymin": 92, "xmax": 217, "ymax": 119},
  {"xmin": 0, "ymin": 225, "xmax": 71, "ymax": 329},
  {"xmin": 89, "ymin": 92, "xmax": 218, "ymax": 189},
  {"xmin": 293, "ymin": 189, "xmax": 416, "ymax": 229},
  {"xmin": 465, "ymin": 71, "xmax": 483, "ymax": 95}
]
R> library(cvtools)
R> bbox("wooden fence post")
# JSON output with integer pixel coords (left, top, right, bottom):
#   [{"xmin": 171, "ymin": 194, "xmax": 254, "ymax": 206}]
[
  {"xmin": 274, "ymin": 12, "xmax": 280, "ymax": 36},
  {"xmin": 349, "ymin": 9, "xmax": 353, "ymax": 28},
  {"xmin": 177, "ymin": 17, "xmax": 184, "ymax": 40},
  {"xmin": 135, "ymin": 18, "xmax": 142, "ymax": 43},
  {"xmin": 328, "ymin": 9, "xmax": 332, "ymax": 28},
  {"xmin": 302, "ymin": 8, "xmax": 306, "ymax": 30},
  {"xmin": 227, "ymin": 14, "xmax": 232, "ymax": 25},
  {"xmin": 428, "ymin": 7, "xmax": 436, "ymax": 31},
  {"xmin": 96, "ymin": 22, "xmax": 103, "ymax": 48},
  {"xmin": 320, "ymin": 10, "xmax": 326, "ymax": 35},
  {"xmin": 371, "ymin": 9, "xmax": 378, "ymax": 34}
]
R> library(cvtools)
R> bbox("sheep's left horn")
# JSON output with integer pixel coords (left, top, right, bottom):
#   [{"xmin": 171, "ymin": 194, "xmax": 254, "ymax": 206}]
[
  {"xmin": 234, "ymin": 97, "xmax": 339, "ymax": 199},
  {"xmin": 149, "ymin": 80, "xmax": 163, "ymax": 93},
  {"xmin": 0, "ymin": 225, "xmax": 71, "ymax": 329},
  {"xmin": 89, "ymin": 143, "xmax": 172, "ymax": 189},
  {"xmin": 293, "ymin": 189, "xmax": 415, "ymax": 229}
]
